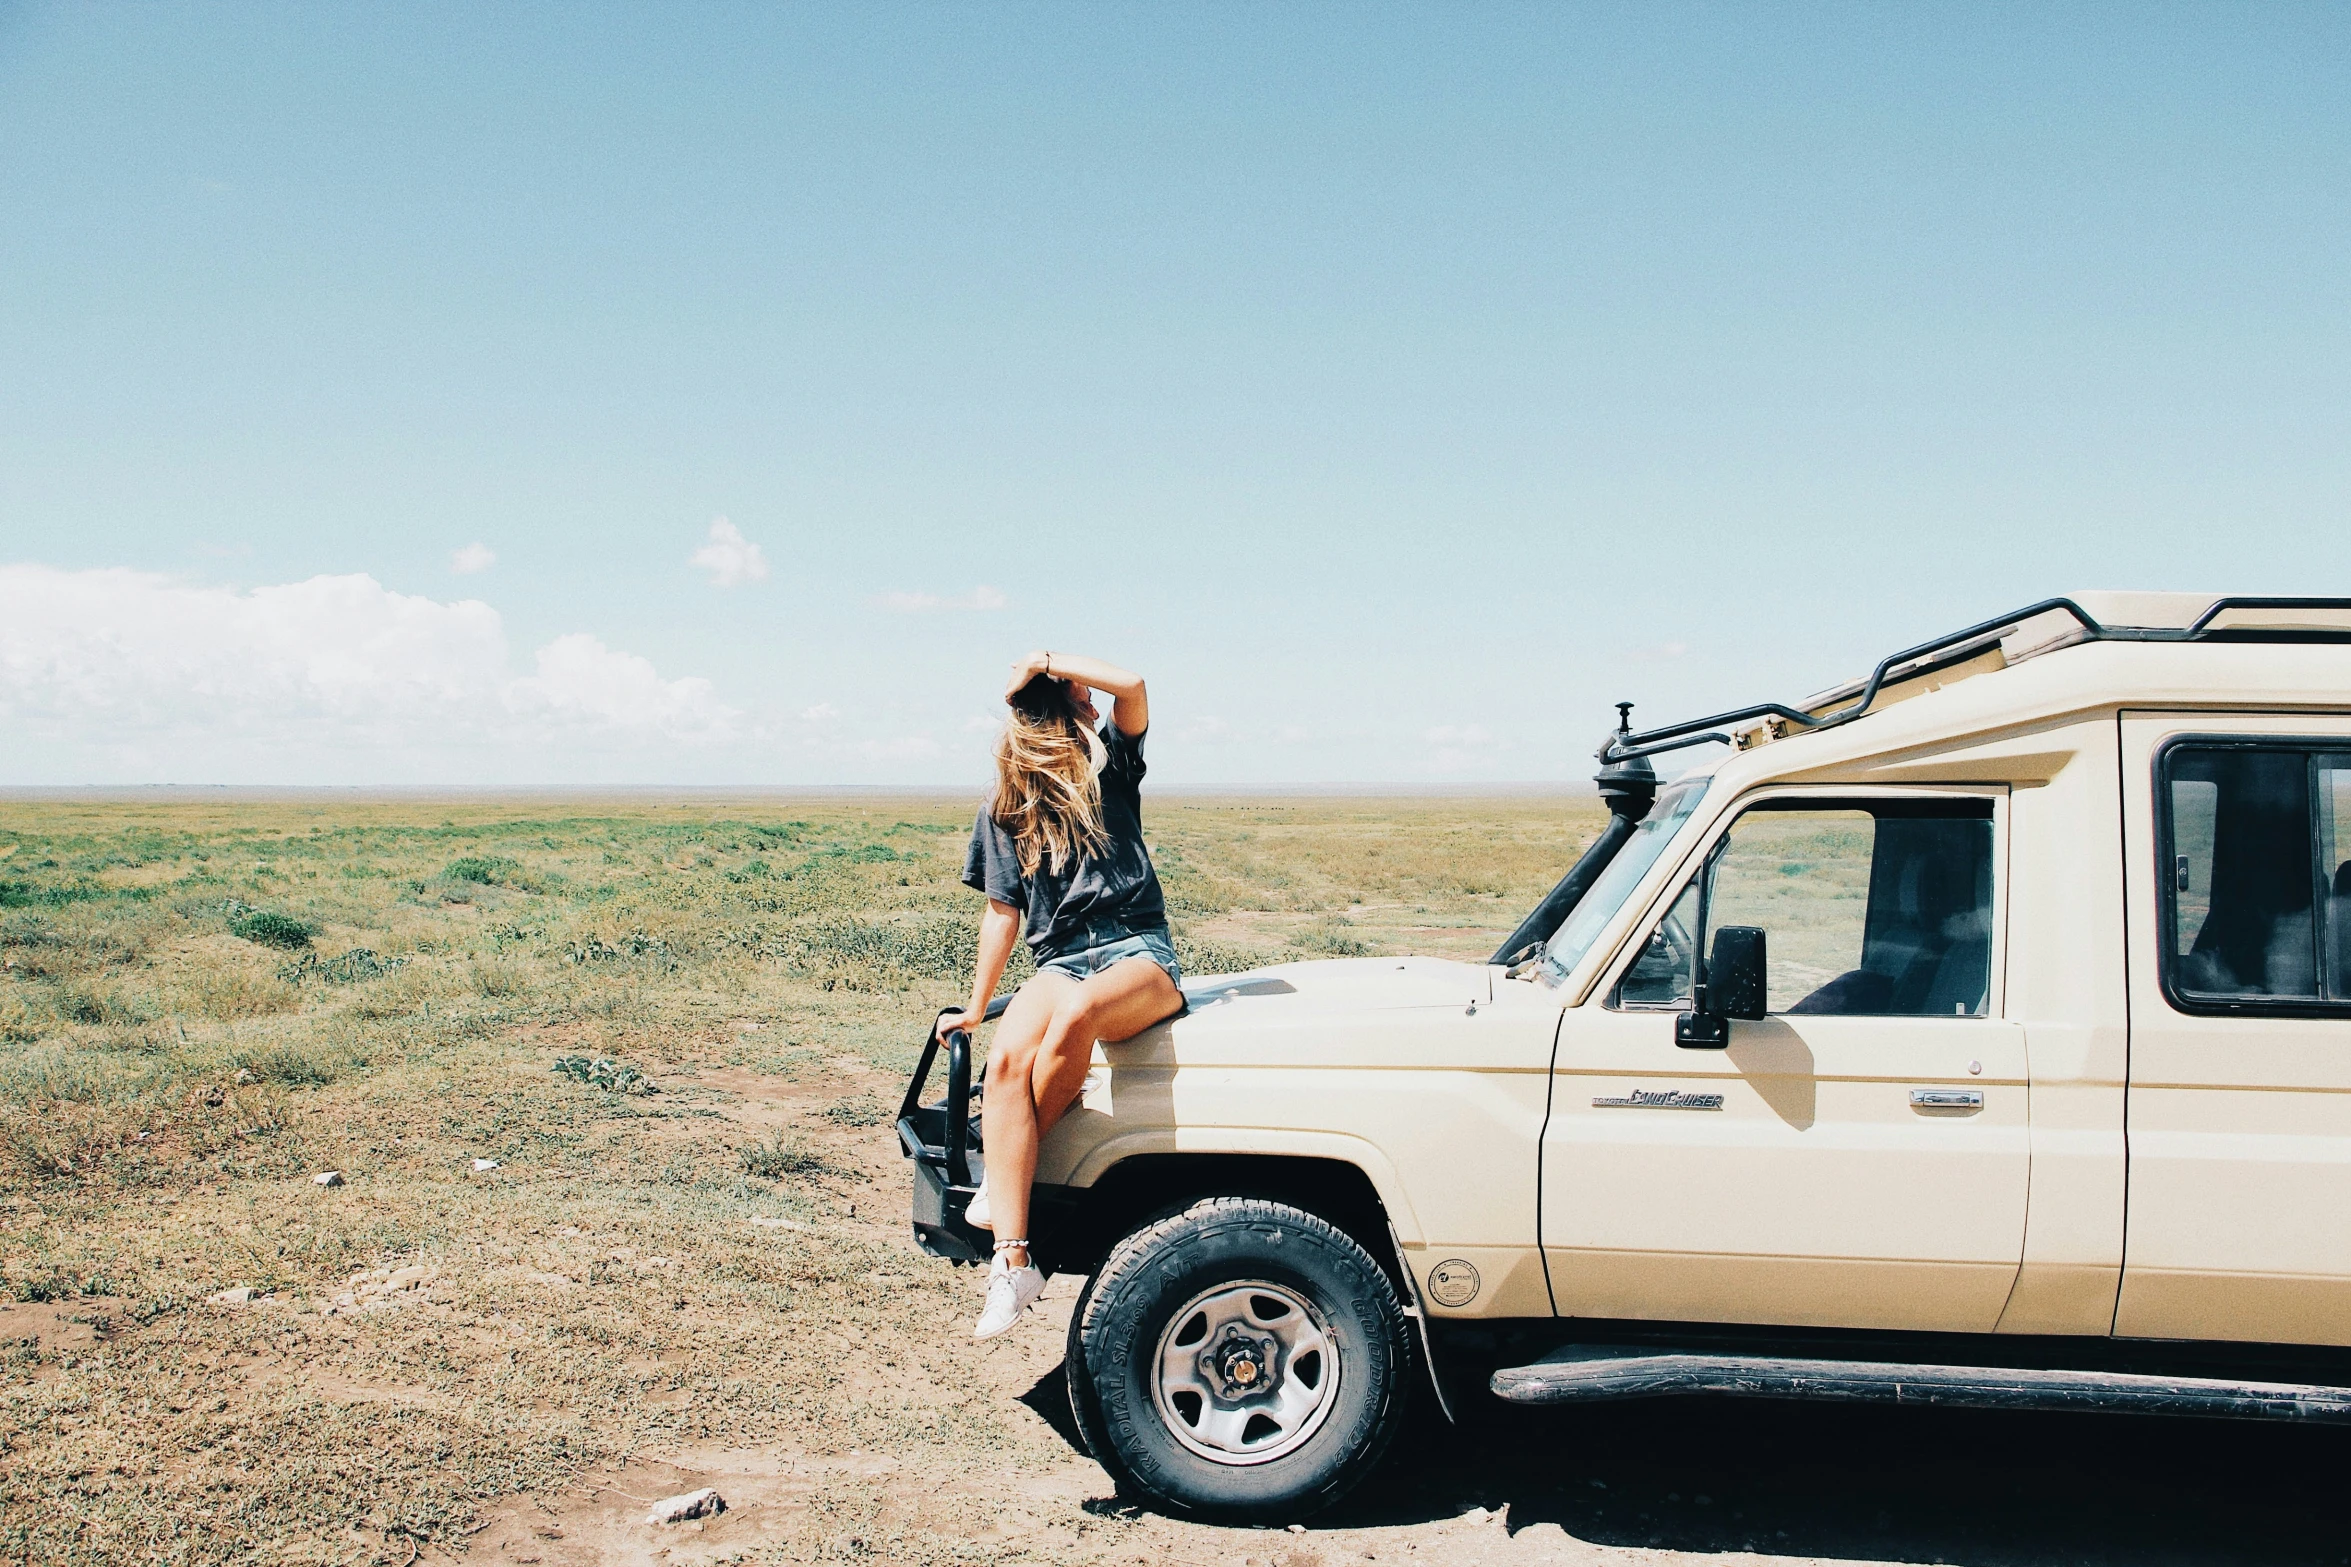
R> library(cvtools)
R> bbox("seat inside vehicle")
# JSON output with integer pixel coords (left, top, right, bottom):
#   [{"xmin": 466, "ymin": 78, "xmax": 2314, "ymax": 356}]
[
  {"xmin": 1791, "ymin": 813, "xmax": 1992, "ymax": 1017},
  {"xmin": 2173, "ymin": 749, "xmax": 2315, "ymax": 997}
]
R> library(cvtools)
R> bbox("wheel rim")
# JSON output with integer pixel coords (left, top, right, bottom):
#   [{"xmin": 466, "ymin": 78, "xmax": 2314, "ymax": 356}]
[{"xmin": 1150, "ymin": 1279, "xmax": 1341, "ymax": 1466}]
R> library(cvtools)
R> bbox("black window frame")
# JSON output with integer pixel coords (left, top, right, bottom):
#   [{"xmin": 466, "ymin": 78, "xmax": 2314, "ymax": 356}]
[{"xmin": 2154, "ymin": 734, "xmax": 2351, "ymax": 1019}]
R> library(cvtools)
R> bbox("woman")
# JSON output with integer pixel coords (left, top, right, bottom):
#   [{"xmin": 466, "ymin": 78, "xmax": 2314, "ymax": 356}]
[{"xmin": 943, "ymin": 649, "xmax": 1185, "ymax": 1340}]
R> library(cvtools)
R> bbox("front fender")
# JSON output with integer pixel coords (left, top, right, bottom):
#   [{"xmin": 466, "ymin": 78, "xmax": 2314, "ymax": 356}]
[{"xmin": 1053, "ymin": 1123, "xmax": 1428, "ymax": 1247}]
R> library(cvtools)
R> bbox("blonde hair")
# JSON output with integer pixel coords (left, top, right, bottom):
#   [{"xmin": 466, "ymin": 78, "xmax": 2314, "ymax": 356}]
[{"xmin": 992, "ymin": 679, "xmax": 1109, "ymax": 877}]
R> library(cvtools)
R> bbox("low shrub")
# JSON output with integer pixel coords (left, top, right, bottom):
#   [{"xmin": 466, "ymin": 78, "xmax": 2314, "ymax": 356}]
[
  {"xmin": 10, "ymin": 1267, "xmax": 79, "ymax": 1302},
  {"xmin": 551, "ymin": 1054, "xmax": 655, "ymax": 1094},
  {"xmin": 565, "ymin": 932, "xmax": 674, "ymax": 968},
  {"xmin": 0, "ymin": 878, "xmax": 108, "ymax": 910},
  {"xmin": 735, "ymin": 1132, "xmax": 847, "ymax": 1181},
  {"xmin": 230, "ymin": 909, "xmax": 313, "ymax": 950},
  {"xmin": 444, "ymin": 856, "xmax": 520, "ymax": 886},
  {"xmin": 278, "ymin": 947, "xmax": 409, "ymax": 985}
]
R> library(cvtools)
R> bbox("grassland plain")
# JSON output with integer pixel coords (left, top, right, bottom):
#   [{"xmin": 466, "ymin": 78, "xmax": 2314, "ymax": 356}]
[{"xmin": 0, "ymin": 790, "xmax": 1604, "ymax": 1566}]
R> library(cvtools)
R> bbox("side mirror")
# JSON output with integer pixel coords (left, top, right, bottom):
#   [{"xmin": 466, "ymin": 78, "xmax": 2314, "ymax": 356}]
[
  {"xmin": 1710, "ymin": 926, "xmax": 1768, "ymax": 1020},
  {"xmin": 1674, "ymin": 924, "xmax": 1768, "ymax": 1048}
]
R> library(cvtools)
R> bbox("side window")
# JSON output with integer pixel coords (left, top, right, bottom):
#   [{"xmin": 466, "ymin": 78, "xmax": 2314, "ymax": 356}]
[
  {"xmin": 2162, "ymin": 745, "xmax": 2351, "ymax": 1006},
  {"xmin": 1614, "ymin": 798, "xmax": 1996, "ymax": 1017},
  {"xmin": 1708, "ymin": 808, "xmax": 1877, "ymax": 1013}
]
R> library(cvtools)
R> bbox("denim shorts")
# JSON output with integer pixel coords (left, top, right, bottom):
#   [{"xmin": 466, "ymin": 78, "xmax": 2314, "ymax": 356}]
[{"xmin": 1037, "ymin": 924, "xmax": 1183, "ymax": 990}]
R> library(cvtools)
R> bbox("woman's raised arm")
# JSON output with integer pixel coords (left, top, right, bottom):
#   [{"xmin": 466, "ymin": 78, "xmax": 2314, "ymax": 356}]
[{"xmin": 1004, "ymin": 650, "xmax": 1147, "ymax": 736}]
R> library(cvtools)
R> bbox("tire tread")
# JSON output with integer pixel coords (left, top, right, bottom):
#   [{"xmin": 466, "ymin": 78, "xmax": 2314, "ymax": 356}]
[{"xmin": 1068, "ymin": 1195, "xmax": 1412, "ymax": 1521}]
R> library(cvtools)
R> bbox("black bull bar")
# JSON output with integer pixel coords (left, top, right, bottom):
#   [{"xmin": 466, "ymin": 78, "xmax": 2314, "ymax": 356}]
[{"xmin": 895, "ymin": 997, "xmax": 1009, "ymax": 1264}]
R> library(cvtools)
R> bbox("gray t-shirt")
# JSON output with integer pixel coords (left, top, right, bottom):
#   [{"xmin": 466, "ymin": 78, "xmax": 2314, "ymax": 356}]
[{"xmin": 963, "ymin": 724, "xmax": 1168, "ymax": 961}]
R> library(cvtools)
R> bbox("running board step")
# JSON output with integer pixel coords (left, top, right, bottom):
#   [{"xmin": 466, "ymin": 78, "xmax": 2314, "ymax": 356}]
[{"xmin": 1490, "ymin": 1345, "xmax": 2351, "ymax": 1423}]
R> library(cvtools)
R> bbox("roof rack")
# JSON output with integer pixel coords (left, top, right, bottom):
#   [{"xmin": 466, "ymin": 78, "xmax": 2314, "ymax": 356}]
[{"xmin": 1601, "ymin": 595, "xmax": 2351, "ymax": 765}]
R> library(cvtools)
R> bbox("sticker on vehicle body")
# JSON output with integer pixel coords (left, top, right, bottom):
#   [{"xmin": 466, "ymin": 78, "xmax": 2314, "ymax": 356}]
[
  {"xmin": 1591, "ymin": 1089, "xmax": 1726, "ymax": 1111},
  {"xmin": 1427, "ymin": 1259, "xmax": 1481, "ymax": 1308}
]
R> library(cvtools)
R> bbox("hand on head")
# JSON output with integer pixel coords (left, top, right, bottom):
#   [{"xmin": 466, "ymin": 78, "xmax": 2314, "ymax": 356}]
[{"xmin": 1006, "ymin": 652, "xmax": 1098, "ymax": 726}]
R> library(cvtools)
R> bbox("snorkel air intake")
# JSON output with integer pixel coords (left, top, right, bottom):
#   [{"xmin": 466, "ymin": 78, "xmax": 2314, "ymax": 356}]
[{"xmin": 1490, "ymin": 703, "xmax": 1659, "ymax": 968}]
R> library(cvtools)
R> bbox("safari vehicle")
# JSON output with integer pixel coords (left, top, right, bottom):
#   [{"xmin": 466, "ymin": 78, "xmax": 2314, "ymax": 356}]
[{"xmin": 899, "ymin": 592, "xmax": 2351, "ymax": 1520}]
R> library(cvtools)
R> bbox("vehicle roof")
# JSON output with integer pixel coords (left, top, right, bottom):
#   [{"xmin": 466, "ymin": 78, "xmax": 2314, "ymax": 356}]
[{"xmin": 1657, "ymin": 593, "xmax": 2351, "ymax": 792}]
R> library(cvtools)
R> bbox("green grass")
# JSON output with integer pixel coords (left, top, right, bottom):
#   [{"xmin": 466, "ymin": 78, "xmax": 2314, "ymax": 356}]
[{"xmin": 0, "ymin": 789, "xmax": 1602, "ymax": 1564}]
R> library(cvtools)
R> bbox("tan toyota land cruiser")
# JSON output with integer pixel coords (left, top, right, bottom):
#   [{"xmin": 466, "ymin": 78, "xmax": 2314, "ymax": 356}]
[{"xmin": 899, "ymin": 592, "xmax": 2351, "ymax": 1521}]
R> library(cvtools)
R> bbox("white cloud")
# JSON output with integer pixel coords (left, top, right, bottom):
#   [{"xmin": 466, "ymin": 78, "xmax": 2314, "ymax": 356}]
[
  {"xmin": 508, "ymin": 634, "xmax": 736, "ymax": 737},
  {"xmin": 802, "ymin": 702, "xmax": 841, "ymax": 722},
  {"xmin": 962, "ymin": 713, "xmax": 1000, "ymax": 733},
  {"xmin": 0, "ymin": 566, "xmax": 739, "ymax": 780},
  {"xmin": 689, "ymin": 516, "xmax": 769, "ymax": 588},
  {"xmin": 450, "ymin": 542, "xmax": 497, "ymax": 575},
  {"xmin": 873, "ymin": 584, "xmax": 1007, "ymax": 613}
]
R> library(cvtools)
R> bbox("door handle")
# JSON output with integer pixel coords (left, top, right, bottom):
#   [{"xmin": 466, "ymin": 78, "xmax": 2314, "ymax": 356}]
[{"xmin": 1910, "ymin": 1088, "xmax": 1984, "ymax": 1111}]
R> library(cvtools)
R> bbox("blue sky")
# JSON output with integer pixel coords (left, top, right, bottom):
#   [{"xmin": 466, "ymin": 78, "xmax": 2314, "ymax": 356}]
[{"xmin": 1, "ymin": 3, "xmax": 2345, "ymax": 785}]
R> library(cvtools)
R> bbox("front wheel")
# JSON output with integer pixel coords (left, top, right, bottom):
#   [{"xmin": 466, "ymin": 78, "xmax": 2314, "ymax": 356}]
[{"xmin": 1066, "ymin": 1197, "xmax": 1412, "ymax": 1522}]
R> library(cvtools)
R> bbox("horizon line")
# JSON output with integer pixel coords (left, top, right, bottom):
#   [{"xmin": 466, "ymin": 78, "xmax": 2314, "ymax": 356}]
[{"xmin": 0, "ymin": 780, "xmax": 1602, "ymax": 801}]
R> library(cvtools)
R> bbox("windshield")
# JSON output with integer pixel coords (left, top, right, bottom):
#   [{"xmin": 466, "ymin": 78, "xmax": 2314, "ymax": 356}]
[{"xmin": 1541, "ymin": 777, "xmax": 1710, "ymax": 985}]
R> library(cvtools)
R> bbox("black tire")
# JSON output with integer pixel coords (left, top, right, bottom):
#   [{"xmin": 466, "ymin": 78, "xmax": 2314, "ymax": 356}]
[{"xmin": 1065, "ymin": 1196, "xmax": 1412, "ymax": 1522}]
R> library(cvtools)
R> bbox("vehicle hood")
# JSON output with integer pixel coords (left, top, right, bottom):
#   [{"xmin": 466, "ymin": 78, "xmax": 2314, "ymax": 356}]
[{"xmin": 1174, "ymin": 955, "xmax": 1493, "ymax": 1021}]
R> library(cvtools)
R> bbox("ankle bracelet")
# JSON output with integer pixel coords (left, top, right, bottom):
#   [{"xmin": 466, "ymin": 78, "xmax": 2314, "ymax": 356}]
[{"xmin": 992, "ymin": 1238, "xmax": 1029, "ymax": 1250}]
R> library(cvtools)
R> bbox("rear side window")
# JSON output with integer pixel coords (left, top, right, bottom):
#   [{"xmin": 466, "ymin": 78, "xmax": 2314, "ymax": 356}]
[{"xmin": 2161, "ymin": 743, "xmax": 2351, "ymax": 1009}]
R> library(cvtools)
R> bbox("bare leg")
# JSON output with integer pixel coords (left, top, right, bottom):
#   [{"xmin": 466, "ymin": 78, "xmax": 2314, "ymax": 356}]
[
  {"xmin": 982, "ymin": 957, "xmax": 1183, "ymax": 1268},
  {"xmin": 979, "ymin": 971, "xmax": 1075, "ymax": 1246}
]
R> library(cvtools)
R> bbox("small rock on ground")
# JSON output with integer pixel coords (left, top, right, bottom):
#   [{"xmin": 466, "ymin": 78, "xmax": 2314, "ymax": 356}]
[
  {"xmin": 313, "ymin": 1170, "xmax": 344, "ymax": 1187},
  {"xmin": 646, "ymin": 1487, "xmax": 725, "ymax": 1525}
]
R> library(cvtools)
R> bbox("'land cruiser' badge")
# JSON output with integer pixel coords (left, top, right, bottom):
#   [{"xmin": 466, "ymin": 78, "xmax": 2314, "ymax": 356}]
[
  {"xmin": 1427, "ymin": 1259, "xmax": 1481, "ymax": 1308},
  {"xmin": 1592, "ymin": 1089, "xmax": 1725, "ymax": 1111}
]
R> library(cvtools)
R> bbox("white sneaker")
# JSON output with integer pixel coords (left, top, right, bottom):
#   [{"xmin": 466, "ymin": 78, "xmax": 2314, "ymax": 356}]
[
  {"xmin": 964, "ymin": 1176, "xmax": 991, "ymax": 1230},
  {"xmin": 974, "ymin": 1254, "xmax": 1044, "ymax": 1340}
]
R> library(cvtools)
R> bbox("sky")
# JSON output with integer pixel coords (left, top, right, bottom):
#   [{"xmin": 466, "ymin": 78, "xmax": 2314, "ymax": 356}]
[{"xmin": 1, "ymin": 3, "xmax": 2345, "ymax": 786}]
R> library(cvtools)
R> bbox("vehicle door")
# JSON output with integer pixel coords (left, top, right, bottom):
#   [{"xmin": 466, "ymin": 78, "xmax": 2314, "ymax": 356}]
[
  {"xmin": 2117, "ymin": 715, "xmax": 2351, "ymax": 1345},
  {"xmin": 1541, "ymin": 786, "xmax": 2032, "ymax": 1333}
]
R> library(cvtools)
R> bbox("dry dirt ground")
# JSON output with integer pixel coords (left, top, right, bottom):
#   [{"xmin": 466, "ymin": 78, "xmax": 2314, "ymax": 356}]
[{"xmin": 4, "ymin": 794, "xmax": 2350, "ymax": 1566}]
